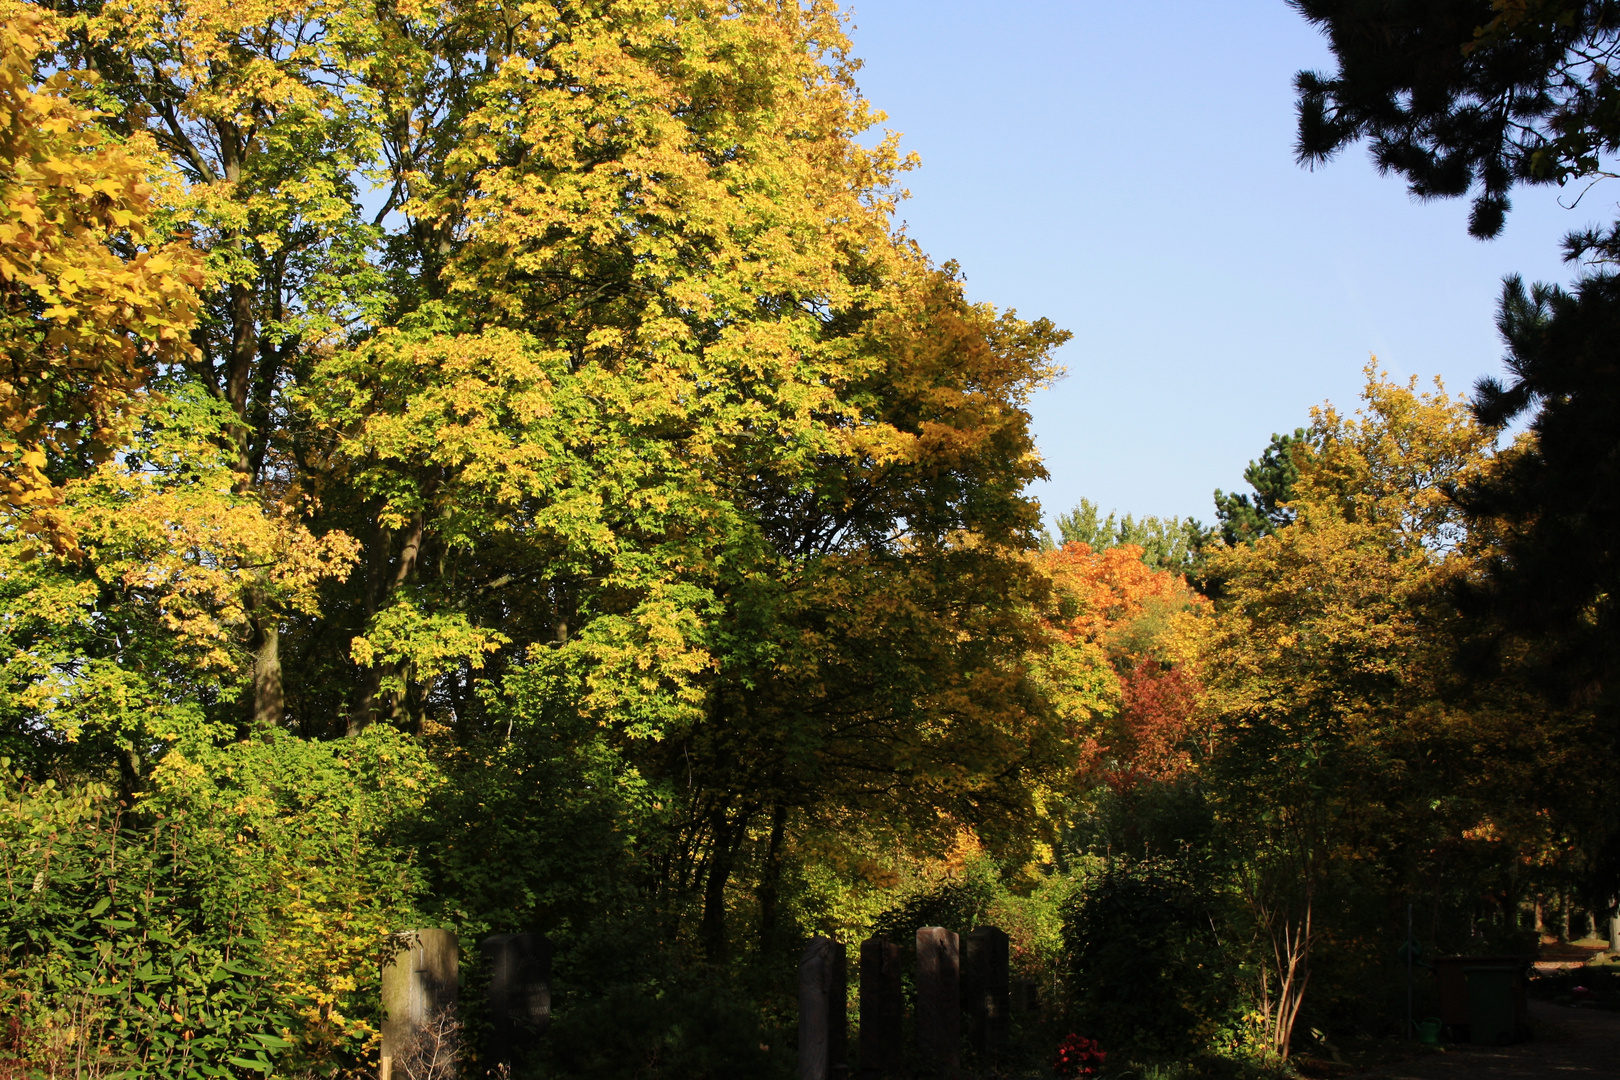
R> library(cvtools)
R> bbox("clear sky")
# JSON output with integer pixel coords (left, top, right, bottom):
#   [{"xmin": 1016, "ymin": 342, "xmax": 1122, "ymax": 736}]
[{"xmin": 843, "ymin": 0, "xmax": 1596, "ymax": 528}]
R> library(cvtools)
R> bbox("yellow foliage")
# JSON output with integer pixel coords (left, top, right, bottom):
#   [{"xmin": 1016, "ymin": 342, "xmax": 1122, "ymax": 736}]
[{"xmin": 0, "ymin": 11, "xmax": 202, "ymax": 541}]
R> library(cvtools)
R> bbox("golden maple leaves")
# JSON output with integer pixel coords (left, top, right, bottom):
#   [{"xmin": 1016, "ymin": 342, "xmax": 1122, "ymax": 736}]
[{"xmin": 0, "ymin": 11, "xmax": 202, "ymax": 542}]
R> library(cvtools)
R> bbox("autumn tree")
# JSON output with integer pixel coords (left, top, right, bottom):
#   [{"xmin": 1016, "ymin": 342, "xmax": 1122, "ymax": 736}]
[
  {"xmin": 1202, "ymin": 369, "xmax": 1497, "ymax": 1057},
  {"xmin": 1034, "ymin": 539, "xmax": 1208, "ymax": 786},
  {"xmin": 0, "ymin": 0, "xmax": 1079, "ymax": 996}
]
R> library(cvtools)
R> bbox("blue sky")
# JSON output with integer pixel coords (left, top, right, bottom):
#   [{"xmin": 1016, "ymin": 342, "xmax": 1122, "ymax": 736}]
[{"xmin": 843, "ymin": 1, "xmax": 1596, "ymax": 527}]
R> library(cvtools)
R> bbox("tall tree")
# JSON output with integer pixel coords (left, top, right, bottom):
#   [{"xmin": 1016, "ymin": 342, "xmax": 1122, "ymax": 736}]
[{"xmin": 1203, "ymin": 371, "xmax": 1498, "ymax": 1057}]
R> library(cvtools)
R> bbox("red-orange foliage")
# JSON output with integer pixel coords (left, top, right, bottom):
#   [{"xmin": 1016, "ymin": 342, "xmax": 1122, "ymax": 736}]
[
  {"xmin": 1041, "ymin": 542, "xmax": 1193, "ymax": 645},
  {"xmin": 1036, "ymin": 542, "xmax": 1208, "ymax": 781},
  {"xmin": 1110, "ymin": 660, "xmax": 1201, "ymax": 781}
]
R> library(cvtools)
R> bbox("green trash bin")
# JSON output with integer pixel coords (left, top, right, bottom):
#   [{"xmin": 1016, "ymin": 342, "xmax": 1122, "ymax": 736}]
[{"xmin": 1465, "ymin": 965, "xmax": 1521, "ymax": 1045}]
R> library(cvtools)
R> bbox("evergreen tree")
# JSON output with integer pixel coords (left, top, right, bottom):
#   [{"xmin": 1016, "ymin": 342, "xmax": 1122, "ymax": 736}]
[
  {"xmin": 1291, "ymin": 0, "xmax": 1620, "ymax": 241},
  {"xmin": 1212, "ymin": 429, "xmax": 1305, "ymax": 545},
  {"xmin": 1052, "ymin": 499, "xmax": 1209, "ymax": 573}
]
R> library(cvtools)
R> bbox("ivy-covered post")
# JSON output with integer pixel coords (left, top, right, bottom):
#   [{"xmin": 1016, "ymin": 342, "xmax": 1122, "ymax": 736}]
[{"xmin": 381, "ymin": 928, "xmax": 459, "ymax": 1080}]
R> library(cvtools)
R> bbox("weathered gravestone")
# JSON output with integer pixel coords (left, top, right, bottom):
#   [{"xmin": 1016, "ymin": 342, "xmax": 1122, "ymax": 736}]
[
  {"xmin": 961, "ymin": 926, "xmax": 1010, "ymax": 1055},
  {"xmin": 381, "ymin": 928, "xmax": 459, "ymax": 1080},
  {"xmin": 915, "ymin": 927, "xmax": 960, "ymax": 1079},
  {"xmin": 799, "ymin": 936, "xmax": 848, "ymax": 1080},
  {"xmin": 1010, "ymin": 977, "xmax": 1040, "ymax": 1020},
  {"xmin": 480, "ymin": 933, "xmax": 552, "ymax": 1069},
  {"xmin": 858, "ymin": 935, "xmax": 902, "ymax": 1078}
]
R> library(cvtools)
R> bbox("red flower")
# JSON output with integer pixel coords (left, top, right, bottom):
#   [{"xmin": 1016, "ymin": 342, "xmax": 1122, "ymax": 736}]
[{"xmin": 1053, "ymin": 1033, "xmax": 1107, "ymax": 1078}]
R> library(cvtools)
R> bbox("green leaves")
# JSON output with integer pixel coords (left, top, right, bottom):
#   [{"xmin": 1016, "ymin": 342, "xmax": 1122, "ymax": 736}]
[{"xmin": 0, "ymin": 773, "xmax": 295, "ymax": 1080}]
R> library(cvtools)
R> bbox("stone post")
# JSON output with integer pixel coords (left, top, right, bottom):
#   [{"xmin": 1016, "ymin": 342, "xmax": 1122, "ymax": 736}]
[
  {"xmin": 961, "ymin": 926, "xmax": 1010, "ymax": 1055},
  {"xmin": 799, "ymin": 936, "xmax": 848, "ymax": 1080},
  {"xmin": 381, "ymin": 928, "xmax": 459, "ymax": 1080},
  {"xmin": 915, "ymin": 927, "xmax": 959, "ymax": 1079},
  {"xmin": 858, "ymin": 935, "xmax": 902, "ymax": 1078},
  {"xmin": 480, "ymin": 933, "xmax": 552, "ymax": 1068}
]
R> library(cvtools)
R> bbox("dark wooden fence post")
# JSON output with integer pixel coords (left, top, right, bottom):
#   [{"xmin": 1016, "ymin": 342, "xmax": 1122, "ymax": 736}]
[
  {"xmin": 799, "ymin": 936, "xmax": 848, "ymax": 1080},
  {"xmin": 962, "ymin": 925, "xmax": 1010, "ymax": 1056},
  {"xmin": 915, "ymin": 927, "xmax": 959, "ymax": 1079},
  {"xmin": 480, "ymin": 933, "xmax": 552, "ymax": 1070},
  {"xmin": 859, "ymin": 934, "xmax": 902, "ymax": 1077}
]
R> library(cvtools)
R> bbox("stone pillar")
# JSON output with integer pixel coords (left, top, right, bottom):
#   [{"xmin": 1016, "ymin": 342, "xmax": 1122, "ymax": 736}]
[
  {"xmin": 381, "ymin": 928, "xmax": 459, "ymax": 1080},
  {"xmin": 480, "ymin": 933, "xmax": 552, "ymax": 1068},
  {"xmin": 858, "ymin": 935, "xmax": 902, "ymax": 1078},
  {"xmin": 799, "ymin": 936, "xmax": 848, "ymax": 1080},
  {"xmin": 915, "ymin": 927, "xmax": 959, "ymax": 1079},
  {"xmin": 961, "ymin": 926, "xmax": 1010, "ymax": 1055}
]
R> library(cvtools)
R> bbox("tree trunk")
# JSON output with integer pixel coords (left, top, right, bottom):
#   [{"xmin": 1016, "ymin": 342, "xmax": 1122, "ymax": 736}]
[
  {"xmin": 1269, "ymin": 897, "xmax": 1312, "ymax": 1060},
  {"xmin": 348, "ymin": 510, "xmax": 426, "ymax": 736},
  {"xmin": 249, "ymin": 598, "xmax": 283, "ymax": 733},
  {"xmin": 702, "ymin": 814, "xmax": 737, "ymax": 962},
  {"xmin": 756, "ymin": 802, "xmax": 787, "ymax": 956}
]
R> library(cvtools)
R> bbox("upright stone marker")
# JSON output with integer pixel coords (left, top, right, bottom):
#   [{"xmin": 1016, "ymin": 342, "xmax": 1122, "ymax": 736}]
[
  {"xmin": 381, "ymin": 928, "xmax": 459, "ymax": 1080},
  {"xmin": 799, "ymin": 936, "xmax": 848, "ymax": 1080},
  {"xmin": 480, "ymin": 933, "xmax": 552, "ymax": 1068},
  {"xmin": 858, "ymin": 935, "xmax": 902, "ymax": 1078},
  {"xmin": 1010, "ymin": 977, "xmax": 1040, "ymax": 1020},
  {"xmin": 961, "ymin": 926, "xmax": 1010, "ymax": 1055},
  {"xmin": 915, "ymin": 927, "xmax": 959, "ymax": 1079}
]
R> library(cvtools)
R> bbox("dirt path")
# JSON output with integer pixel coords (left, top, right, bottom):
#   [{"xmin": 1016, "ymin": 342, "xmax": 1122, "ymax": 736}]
[{"xmin": 1359, "ymin": 1001, "xmax": 1620, "ymax": 1078}]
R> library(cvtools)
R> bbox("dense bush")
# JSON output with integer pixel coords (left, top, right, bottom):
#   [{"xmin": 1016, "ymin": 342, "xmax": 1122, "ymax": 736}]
[
  {"xmin": 1061, "ymin": 856, "xmax": 1241, "ymax": 1057},
  {"xmin": 0, "ymin": 730, "xmax": 436, "ymax": 1079},
  {"xmin": 0, "ymin": 767, "xmax": 288, "ymax": 1080}
]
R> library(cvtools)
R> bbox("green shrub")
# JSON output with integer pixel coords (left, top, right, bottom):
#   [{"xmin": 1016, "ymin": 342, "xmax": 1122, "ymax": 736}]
[
  {"xmin": 548, "ymin": 984, "xmax": 786, "ymax": 1080},
  {"xmin": 0, "ymin": 766, "xmax": 290, "ymax": 1080},
  {"xmin": 1061, "ymin": 856, "xmax": 1239, "ymax": 1057}
]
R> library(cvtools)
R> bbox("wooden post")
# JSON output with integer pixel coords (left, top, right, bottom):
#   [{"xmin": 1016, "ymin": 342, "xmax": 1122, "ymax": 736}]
[
  {"xmin": 799, "ymin": 936, "xmax": 848, "ymax": 1080},
  {"xmin": 381, "ymin": 928, "xmax": 459, "ymax": 1080},
  {"xmin": 915, "ymin": 927, "xmax": 959, "ymax": 1079},
  {"xmin": 858, "ymin": 935, "xmax": 902, "ymax": 1078}
]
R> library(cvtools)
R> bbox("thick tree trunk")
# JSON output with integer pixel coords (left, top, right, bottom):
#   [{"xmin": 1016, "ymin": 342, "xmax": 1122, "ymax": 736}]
[
  {"xmin": 348, "ymin": 511, "xmax": 426, "ymax": 736},
  {"xmin": 249, "ymin": 601, "xmax": 283, "ymax": 733}
]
